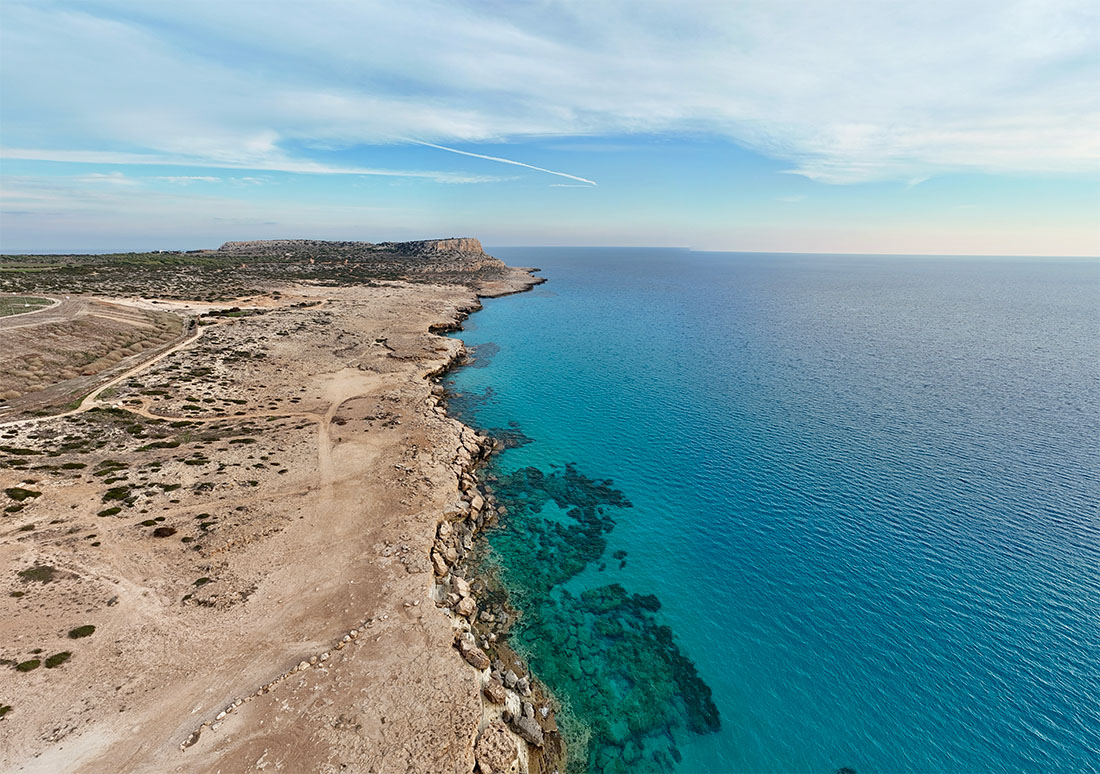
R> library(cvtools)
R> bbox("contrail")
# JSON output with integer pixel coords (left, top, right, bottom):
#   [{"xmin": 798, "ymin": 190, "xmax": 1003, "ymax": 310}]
[{"xmin": 411, "ymin": 141, "xmax": 597, "ymax": 186}]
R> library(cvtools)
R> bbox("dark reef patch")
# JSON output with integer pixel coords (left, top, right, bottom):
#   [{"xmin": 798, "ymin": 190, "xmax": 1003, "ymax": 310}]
[
  {"xmin": 443, "ymin": 386, "xmax": 531, "ymax": 448},
  {"xmin": 442, "ymin": 383, "xmax": 495, "ymax": 424},
  {"xmin": 465, "ymin": 341, "xmax": 501, "ymax": 368},
  {"xmin": 484, "ymin": 421, "xmax": 533, "ymax": 449},
  {"xmin": 478, "ymin": 462, "xmax": 720, "ymax": 773}
]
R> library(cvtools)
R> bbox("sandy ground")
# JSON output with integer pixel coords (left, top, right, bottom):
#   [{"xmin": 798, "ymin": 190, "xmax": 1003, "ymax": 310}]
[{"xmin": 0, "ymin": 270, "xmax": 545, "ymax": 773}]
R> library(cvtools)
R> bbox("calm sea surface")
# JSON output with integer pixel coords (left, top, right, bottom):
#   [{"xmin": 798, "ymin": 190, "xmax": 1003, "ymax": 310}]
[{"xmin": 445, "ymin": 249, "xmax": 1100, "ymax": 774}]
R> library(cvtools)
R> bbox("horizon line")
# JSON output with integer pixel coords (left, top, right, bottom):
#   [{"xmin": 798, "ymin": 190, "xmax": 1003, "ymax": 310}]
[{"xmin": 3, "ymin": 243, "xmax": 1097, "ymax": 260}]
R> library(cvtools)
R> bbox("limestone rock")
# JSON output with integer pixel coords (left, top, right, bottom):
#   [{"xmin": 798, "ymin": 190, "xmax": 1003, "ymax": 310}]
[
  {"xmin": 431, "ymin": 552, "xmax": 449, "ymax": 576},
  {"xmin": 457, "ymin": 638, "xmax": 491, "ymax": 670},
  {"xmin": 456, "ymin": 596, "xmax": 477, "ymax": 618},
  {"xmin": 475, "ymin": 719, "xmax": 518, "ymax": 774},
  {"xmin": 482, "ymin": 678, "xmax": 507, "ymax": 704},
  {"xmin": 512, "ymin": 715, "xmax": 544, "ymax": 747}
]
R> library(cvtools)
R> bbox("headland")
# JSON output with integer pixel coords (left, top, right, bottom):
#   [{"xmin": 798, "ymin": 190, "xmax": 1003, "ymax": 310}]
[{"xmin": 0, "ymin": 239, "xmax": 557, "ymax": 773}]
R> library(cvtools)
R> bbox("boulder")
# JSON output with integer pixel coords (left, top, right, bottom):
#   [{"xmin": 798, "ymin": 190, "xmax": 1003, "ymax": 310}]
[
  {"xmin": 482, "ymin": 679, "xmax": 507, "ymax": 704},
  {"xmin": 431, "ymin": 552, "xmax": 449, "ymax": 576},
  {"xmin": 512, "ymin": 715, "xmax": 544, "ymax": 747},
  {"xmin": 503, "ymin": 669, "xmax": 518, "ymax": 689},
  {"xmin": 457, "ymin": 639, "xmax": 491, "ymax": 670},
  {"xmin": 456, "ymin": 596, "xmax": 477, "ymax": 618}
]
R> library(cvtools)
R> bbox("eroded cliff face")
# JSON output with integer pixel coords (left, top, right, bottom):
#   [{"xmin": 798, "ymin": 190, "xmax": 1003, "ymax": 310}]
[{"xmin": 387, "ymin": 237, "xmax": 485, "ymax": 254}]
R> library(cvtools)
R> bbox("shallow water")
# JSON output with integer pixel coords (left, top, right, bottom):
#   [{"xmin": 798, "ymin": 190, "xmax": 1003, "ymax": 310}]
[{"xmin": 446, "ymin": 249, "xmax": 1100, "ymax": 773}]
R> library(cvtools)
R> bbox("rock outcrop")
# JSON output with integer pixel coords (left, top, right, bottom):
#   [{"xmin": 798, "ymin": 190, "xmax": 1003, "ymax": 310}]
[{"xmin": 475, "ymin": 719, "xmax": 519, "ymax": 774}]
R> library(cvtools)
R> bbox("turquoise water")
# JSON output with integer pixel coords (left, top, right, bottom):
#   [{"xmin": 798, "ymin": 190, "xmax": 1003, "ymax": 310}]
[{"xmin": 445, "ymin": 249, "xmax": 1100, "ymax": 774}]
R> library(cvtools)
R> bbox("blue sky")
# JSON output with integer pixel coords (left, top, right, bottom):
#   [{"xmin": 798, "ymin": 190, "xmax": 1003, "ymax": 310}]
[{"xmin": 1, "ymin": 0, "xmax": 1098, "ymax": 255}]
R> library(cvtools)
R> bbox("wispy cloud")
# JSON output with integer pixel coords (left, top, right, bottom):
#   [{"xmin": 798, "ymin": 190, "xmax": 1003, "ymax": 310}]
[
  {"xmin": 2, "ymin": 0, "xmax": 1094, "ymax": 184},
  {"xmin": 73, "ymin": 171, "xmax": 141, "ymax": 186},
  {"xmin": 0, "ymin": 148, "xmax": 508, "ymax": 184},
  {"xmin": 411, "ymin": 141, "xmax": 597, "ymax": 186},
  {"xmin": 155, "ymin": 176, "xmax": 221, "ymax": 184}
]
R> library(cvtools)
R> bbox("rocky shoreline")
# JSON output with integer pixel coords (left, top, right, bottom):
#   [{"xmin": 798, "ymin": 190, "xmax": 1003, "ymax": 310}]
[
  {"xmin": 426, "ymin": 278, "xmax": 568, "ymax": 774},
  {"xmin": 0, "ymin": 240, "xmax": 561, "ymax": 773}
]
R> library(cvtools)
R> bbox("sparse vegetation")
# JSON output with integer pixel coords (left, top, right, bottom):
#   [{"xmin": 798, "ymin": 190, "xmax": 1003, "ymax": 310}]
[
  {"xmin": 67, "ymin": 625, "xmax": 96, "ymax": 639},
  {"xmin": 4, "ymin": 487, "xmax": 42, "ymax": 501},
  {"xmin": 44, "ymin": 651, "xmax": 71, "ymax": 668},
  {"xmin": 102, "ymin": 486, "xmax": 131, "ymax": 502},
  {"xmin": 17, "ymin": 565, "xmax": 56, "ymax": 583}
]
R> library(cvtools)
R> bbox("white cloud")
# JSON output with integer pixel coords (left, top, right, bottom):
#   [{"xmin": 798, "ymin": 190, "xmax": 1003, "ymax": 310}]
[
  {"xmin": 1, "ymin": 0, "xmax": 1097, "ymax": 183},
  {"xmin": 155, "ymin": 176, "xmax": 221, "ymax": 184},
  {"xmin": 72, "ymin": 171, "xmax": 141, "ymax": 186}
]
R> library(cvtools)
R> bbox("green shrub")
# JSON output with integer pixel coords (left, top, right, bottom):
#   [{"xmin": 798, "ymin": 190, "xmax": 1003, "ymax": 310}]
[
  {"xmin": 44, "ymin": 651, "xmax": 71, "ymax": 668},
  {"xmin": 17, "ymin": 565, "xmax": 56, "ymax": 583},
  {"xmin": 4, "ymin": 487, "xmax": 41, "ymax": 502},
  {"xmin": 15, "ymin": 659, "xmax": 40, "ymax": 672},
  {"xmin": 102, "ymin": 486, "xmax": 130, "ymax": 502},
  {"xmin": 67, "ymin": 625, "xmax": 95, "ymax": 639}
]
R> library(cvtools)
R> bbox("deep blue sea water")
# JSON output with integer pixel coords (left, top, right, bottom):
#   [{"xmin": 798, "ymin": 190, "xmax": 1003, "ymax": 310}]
[{"xmin": 445, "ymin": 248, "xmax": 1100, "ymax": 774}]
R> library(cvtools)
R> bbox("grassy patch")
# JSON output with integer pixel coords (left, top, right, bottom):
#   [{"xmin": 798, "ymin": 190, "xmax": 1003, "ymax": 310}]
[
  {"xmin": 14, "ymin": 659, "xmax": 40, "ymax": 672},
  {"xmin": 67, "ymin": 625, "xmax": 95, "ymax": 639},
  {"xmin": 97, "ymin": 506, "xmax": 122, "ymax": 517},
  {"xmin": 4, "ymin": 487, "xmax": 41, "ymax": 501}
]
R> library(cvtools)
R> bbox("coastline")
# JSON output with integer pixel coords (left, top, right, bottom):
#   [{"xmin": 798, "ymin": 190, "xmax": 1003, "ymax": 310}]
[
  {"xmin": 428, "ymin": 268, "xmax": 568, "ymax": 774},
  {"xmin": 0, "ymin": 258, "xmax": 555, "ymax": 773}
]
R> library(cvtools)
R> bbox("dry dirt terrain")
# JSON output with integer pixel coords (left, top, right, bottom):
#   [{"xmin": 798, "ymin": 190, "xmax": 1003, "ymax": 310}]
[{"xmin": 0, "ymin": 241, "xmax": 556, "ymax": 773}]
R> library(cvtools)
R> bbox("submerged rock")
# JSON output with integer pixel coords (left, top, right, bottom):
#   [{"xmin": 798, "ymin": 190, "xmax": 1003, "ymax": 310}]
[{"xmin": 470, "ymin": 461, "xmax": 720, "ymax": 772}]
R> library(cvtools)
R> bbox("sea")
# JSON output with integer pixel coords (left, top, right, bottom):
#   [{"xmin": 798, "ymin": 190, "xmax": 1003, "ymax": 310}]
[{"xmin": 444, "ymin": 248, "xmax": 1100, "ymax": 774}]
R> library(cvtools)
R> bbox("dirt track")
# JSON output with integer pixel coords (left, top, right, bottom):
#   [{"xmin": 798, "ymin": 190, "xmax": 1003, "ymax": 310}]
[{"xmin": 0, "ymin": 275, "xmax": 547, "ymax": 773}]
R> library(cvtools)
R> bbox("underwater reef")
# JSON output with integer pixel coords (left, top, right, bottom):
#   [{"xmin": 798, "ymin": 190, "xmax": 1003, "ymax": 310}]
[{"xmin": 479, "ymin": 463, "xmax": 720, "ymax": 773}]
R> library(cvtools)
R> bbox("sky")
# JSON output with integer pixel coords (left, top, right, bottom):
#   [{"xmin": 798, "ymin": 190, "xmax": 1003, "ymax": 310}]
[{"xmin": 1, "ymin": 0, "xmax": 1098, "ymax": 255}]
